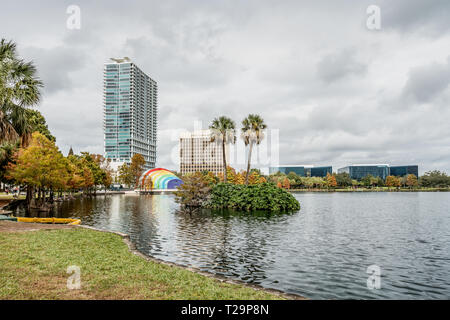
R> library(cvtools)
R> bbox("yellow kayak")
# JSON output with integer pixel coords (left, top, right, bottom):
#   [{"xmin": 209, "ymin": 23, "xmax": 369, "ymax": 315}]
[{"xmin": 16, "ymin": 217, "xmax": 81, "ymax": 225}]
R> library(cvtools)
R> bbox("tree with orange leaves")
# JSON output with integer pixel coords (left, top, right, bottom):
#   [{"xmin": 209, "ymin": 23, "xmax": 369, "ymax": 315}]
[{"xmin": 326, "ymin": 173, "xmax": 337, "ymax": 188}]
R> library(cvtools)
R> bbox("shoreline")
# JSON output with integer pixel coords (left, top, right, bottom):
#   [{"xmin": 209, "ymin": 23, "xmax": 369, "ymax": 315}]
[
  {"xmin": 0, "ymin": 220, "xmax": 303, "ymax": 300},
  {"xmin": 76, "ymin": 225, "xmax": 304, "ymax": 300}
]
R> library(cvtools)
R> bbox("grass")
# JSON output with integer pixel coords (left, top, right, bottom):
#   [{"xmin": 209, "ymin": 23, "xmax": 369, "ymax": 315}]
[
  {"xmin": 0, "ymin": 194, "xmax": 25, "ymax": 200},
  {"xmin": 0, "ymin": 228, "xmax": 283, "ymax": 300}
]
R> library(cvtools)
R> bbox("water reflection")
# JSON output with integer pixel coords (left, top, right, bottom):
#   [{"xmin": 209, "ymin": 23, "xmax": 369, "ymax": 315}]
[{"xmin": 13, "ymin": 192, "xmax": 450, "ymax": 299}]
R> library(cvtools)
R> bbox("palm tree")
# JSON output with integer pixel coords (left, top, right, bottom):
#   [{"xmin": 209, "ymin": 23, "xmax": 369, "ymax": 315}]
[
  {"xmin": 241, "ymin": 114, "xmax": 267, "ymax": 185},
  {"xmin": 0, "ymin": 39, "xmax": 43, "ymax": 146},
  {"xmin": 209, "ymin": 116, "xmax": 236, "ymax": 183}
]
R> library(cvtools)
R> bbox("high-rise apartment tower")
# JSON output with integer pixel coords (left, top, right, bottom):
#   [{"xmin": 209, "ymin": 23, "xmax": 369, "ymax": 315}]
[{"xmin": 103, "ymin": 57, "xmax": 157, "ymax": 170}]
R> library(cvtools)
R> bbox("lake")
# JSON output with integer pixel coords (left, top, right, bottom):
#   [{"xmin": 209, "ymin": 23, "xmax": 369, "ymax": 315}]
[{"xmin": 15, "ymin": 192, "xmax": 450, "ymax": 299}]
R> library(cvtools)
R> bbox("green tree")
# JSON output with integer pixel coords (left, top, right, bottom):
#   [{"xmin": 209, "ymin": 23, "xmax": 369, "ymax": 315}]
[
  {"xmin": 419, "ymin": 171, "xmax": 450, "ymax": 188},
  {"xmin": 24, "ymin": 109, "xmax": 55, "ymax": 142},
  {"xmin": 80, "ymin": 152, "xmax": 104, "ymax": 193},
  {"xmin": 376, "ymin": 177, "xmax": 385, "ymax": 187},
  {"xmin": 361, "ymin": 174, "xmax": 374, "ymax": 187},
  {"xmin": 209, "ymin": 116, "xmax": 236, "ymax": 183},
  {"xmin": 334, "ymin": 172, "xmax": 352, "ymax": 187},
  {"xmin": 91, "ymin": 154, "xmax": 113, "ymax": 191},
  {"xmin": 241, "ymin": 114, "xmax": 267, "ymax": 185},
  {"xmin": 0, "ymin": 39, "xmax": 43, "ymax": 146},
  {"xmin": 118, "ymin": 163, "xmax": 134, "ymax": 187},
  {"xmin": 0, "ymin": 141, "xmax": 18, "ymax": 184}
]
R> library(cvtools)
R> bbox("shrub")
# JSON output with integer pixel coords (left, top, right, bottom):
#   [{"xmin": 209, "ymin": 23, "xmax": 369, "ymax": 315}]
[{"xmin": 209, "ymin": 182, "xmax": 300, "ymax": 212}]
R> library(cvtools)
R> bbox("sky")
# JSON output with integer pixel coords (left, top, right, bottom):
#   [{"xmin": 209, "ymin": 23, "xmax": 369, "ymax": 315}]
[{"xmin": 1, "ymin": 0, "xmax": 450, "ymax": 174}]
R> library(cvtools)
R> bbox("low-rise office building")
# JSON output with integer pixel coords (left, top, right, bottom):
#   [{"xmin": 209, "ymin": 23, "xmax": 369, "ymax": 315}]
[
  {"xmin": 338, "ymin": 164, "xmax": 389, "ymax": 180},
  {"xmin": 389, "ymin": 165, "xmax": 419, "ymax": 177},
  {"xmin": 269, "ymin": 165, "xmax": 332, "ymax": 177},
  {"xmin": 338, "ymin": 164, "xmax": 419, "ymax": 180}
]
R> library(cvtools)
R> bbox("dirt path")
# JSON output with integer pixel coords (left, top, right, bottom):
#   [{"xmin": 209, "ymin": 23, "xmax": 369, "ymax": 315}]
[{"xmin": 0, "ymin": 220, "xmax": 74, "ymax": 232}]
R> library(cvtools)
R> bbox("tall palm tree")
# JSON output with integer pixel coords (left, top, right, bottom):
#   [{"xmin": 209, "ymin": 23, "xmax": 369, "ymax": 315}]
[
  {"xmin": 209, "ymin": 116, "xmax": 236, "ymax": 183},
  {"xmin": 241, "ymin": 114, "xmax": 267, "ymax": 185},
  {"xmin": 0, "ymin": 39, "xmax": 43, "ymax": 146}
]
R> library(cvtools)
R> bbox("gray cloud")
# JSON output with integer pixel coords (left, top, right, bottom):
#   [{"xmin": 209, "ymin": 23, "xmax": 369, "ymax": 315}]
[
  {"xmin": 380, "ymin": 0, "xmax": 450, "ymax": 36},
  {"xmin": 21, "ymin": 45, "xmax": 87, "ymax": 94},
  {"xmin": 317, "ymin": 49, "xmax": 368, "ymax": 83},
  {"xmin": 1, "ymin": 0, "xmax": 450, "ymax": 175},
  {"xmin": 402, "ymin": 58, "xmax": 450, "ymax": 104}
]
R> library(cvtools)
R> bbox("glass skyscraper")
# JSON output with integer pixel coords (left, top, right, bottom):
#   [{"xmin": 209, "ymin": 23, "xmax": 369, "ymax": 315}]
[{"xmin": 103, "ymin": 58, "xmax": 157, "ymax": 170}]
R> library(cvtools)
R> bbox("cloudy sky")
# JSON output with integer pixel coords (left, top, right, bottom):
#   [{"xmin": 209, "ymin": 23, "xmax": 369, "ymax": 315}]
[{"xmin": 1, "ymin": 0, "xmax": 450, "ymax": 174}]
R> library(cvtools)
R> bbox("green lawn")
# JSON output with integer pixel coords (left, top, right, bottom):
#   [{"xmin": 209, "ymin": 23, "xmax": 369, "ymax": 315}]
[
  {"xmin": 0, "ymin": 194, "xmax": 25, "ymax": 200},
  {"xmin": 0, "ymin": 228, "xmax": 283, "ymax": 300}
]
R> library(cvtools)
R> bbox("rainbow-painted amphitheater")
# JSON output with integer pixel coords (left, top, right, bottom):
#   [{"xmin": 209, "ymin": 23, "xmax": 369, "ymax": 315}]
[{"xmin": 138, "ymin": 168, "xmax": 183, "ymax": 190}]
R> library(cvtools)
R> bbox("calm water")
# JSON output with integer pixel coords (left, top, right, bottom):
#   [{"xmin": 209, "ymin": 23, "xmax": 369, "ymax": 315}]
[{"xmin": 16, "ymin": 192, "xmax": 450, "ymax": 299}]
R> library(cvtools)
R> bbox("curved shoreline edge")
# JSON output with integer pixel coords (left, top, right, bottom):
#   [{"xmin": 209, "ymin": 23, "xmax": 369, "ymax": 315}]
[{"xmin": 76, "ymin": 225, "xmax": 305, "ymax": 300}]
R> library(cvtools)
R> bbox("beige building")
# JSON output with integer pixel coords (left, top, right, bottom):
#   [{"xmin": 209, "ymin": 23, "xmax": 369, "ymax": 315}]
[{"xmin": 179, "ymin": 130, "xmax": 229, "ymax": 175}]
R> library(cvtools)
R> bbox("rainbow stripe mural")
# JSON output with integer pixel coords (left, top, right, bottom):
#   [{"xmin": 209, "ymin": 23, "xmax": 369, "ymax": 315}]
[{"xmin": 138, "ymin": 168, "xmax": 183, "ymax": 190}]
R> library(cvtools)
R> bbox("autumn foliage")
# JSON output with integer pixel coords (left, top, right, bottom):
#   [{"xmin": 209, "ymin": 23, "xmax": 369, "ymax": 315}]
[{"xmin": 6, "ymin": 132, "xmax": 113, "ymax": 209}]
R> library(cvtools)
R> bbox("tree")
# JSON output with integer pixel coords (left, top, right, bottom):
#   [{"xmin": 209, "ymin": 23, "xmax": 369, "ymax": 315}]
[
  {"xmin": 0, "ymin": 141, "xmax": 18, "ymax": 184},
  {"xmin": 0, "ymin": 39, "xmax": 43, "ymax": 146},
  {"xmin": 174, "ymin": 172, "xmax": 211, "ymax": 212},
  {"xmin": 406, "ymin": 174, "xmax": 418, "ymax": 188},
  {"xmin": 241, "ymin": 114, "xmax": 267, "ymax": 185},
  {"xmin": 66, "ymin": 155, "xmax": 85, "ymax": 193},
  {"xmin": 361, "ymin": 174, "xmax": 374, "ymax": 187},
  {"xmin": 118, "ymin": 163, "xmax": 134, "ymax": 186},
  {"xmin": 235, "ymin": 171, "xmax": 245, "ymax": 185},
  {"xmin": 248, "ymin": 170, "xmax": 265, "ymax": 185},
  {"xmin": 282, "ymin": 177, "xmax": 291, "ymax": 189},
  {"xmin": 376, "ymin": 177, "xmax": 385, "ymax": 187},
  {"xmin": 130, "ymin": 153, "xmax": 146, "ymax": 186},
  {"xmin": 326, "ymin": 172, "xmax": 337, "ymax": 188},
  {"xmin": 92, "ymin": 154, "xmax": 113, "ymax": 191},
  {"xmin": 24, "ymin": 109, "xmax": 55, "ymax": 142},
  {"xmin": 68, "ymin": 146, "xmax": 74, "ymax": 156},
  {"xmin": 80, "ymin": 152, "xmax": 105, "ymax": 193},
  {"xmin": 226, "ymin": 166, "xmax": 237, "ymax": 184},
  {"xmin": 419, "ymin": 171, "xmax": 450, "ymax": 188},
  {"xmin": 209, "ymin": 116, "xmax": 236, "ymax": 183},
  {"xmin": 334, "ymin": 172, "xmax": 352, "ymax": 187},
  {"xmin": 386, "ymin": 175, "xmax": 401, "ymax": 188},
  {"xmin": 6, "ymin": 132, "xmax": 68, "ymax": 208},
  {"xmin": 201, "ymin": 171, "xmax": 218, "ymax": 186}
]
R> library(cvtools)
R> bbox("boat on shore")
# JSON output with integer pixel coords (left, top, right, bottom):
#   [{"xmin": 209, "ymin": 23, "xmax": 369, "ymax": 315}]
[{"xmin": 0, "ymin": 215, "xmax": 81, "ymax": 225}]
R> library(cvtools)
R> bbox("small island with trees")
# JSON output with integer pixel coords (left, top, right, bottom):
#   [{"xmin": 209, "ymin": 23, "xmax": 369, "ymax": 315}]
[{"xmin": 175, "ymin": 115, "xmax": 301, "ymax": 213}]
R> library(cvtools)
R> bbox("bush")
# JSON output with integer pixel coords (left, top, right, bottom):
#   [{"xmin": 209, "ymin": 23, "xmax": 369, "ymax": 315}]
[{"xmin": 209, "ymin": 182, "xmax": 300, "ymax": 212}]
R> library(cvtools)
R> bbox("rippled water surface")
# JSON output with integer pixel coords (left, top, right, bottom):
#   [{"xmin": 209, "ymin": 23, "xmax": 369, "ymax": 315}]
[{"xmin": 17, "ymin": 192, "xmax": 450, "ymax": 299}]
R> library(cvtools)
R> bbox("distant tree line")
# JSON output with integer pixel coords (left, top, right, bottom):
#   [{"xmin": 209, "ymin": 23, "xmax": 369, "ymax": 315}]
[{"xmin": 268, "ymin": 171, "xmax": 450, "ymax": 189}]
